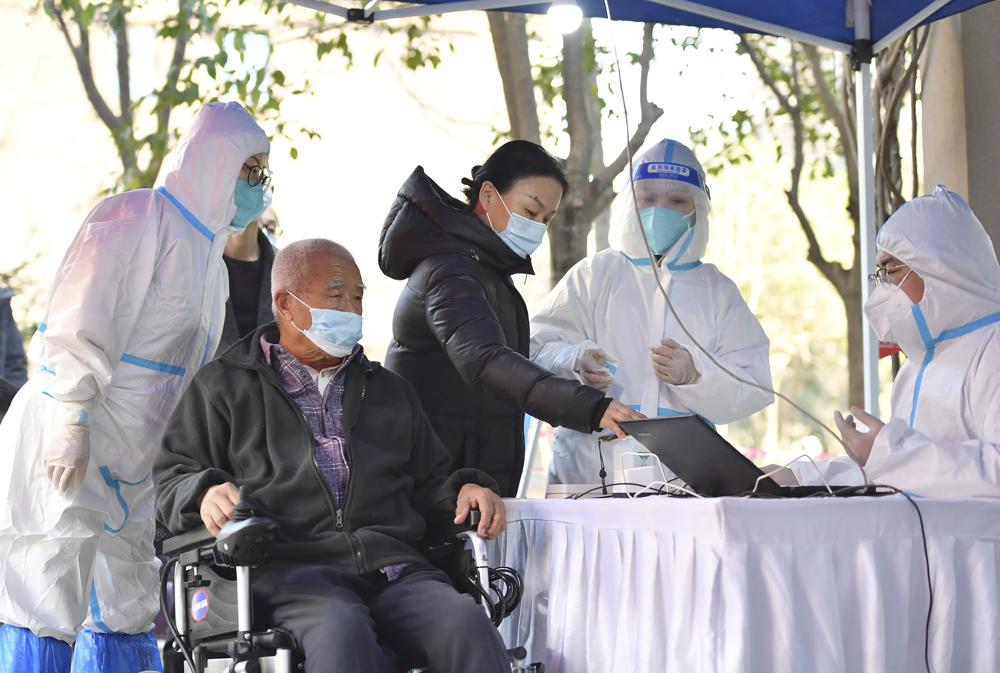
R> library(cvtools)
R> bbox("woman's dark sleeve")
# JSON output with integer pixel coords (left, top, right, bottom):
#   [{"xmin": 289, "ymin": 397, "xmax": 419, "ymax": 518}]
[{"xmin": 422, "ymin": 260, "xmax": 608, "ymax": 433}]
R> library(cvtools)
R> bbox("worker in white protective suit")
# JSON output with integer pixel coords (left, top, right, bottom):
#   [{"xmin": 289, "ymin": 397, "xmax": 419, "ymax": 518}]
[
  {"xmin": 789, "ymin": 186, "xmax": 1000, "ymax": 497},
  {"xmin": 530, "ymin": 139, "xmax": 774, "ymax": 485},
  {"xmin": 0, "ymin": 102, "xmax": 269, "ymax": 671}
]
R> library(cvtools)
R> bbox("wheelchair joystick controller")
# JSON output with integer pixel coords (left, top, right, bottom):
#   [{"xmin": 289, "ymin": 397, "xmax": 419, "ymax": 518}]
[
  {"xmin": 210, "ymin": 488, "xmax": 278, "ymax": 672},
  {"xmin": 213, "ymin": 487, "xmax": 278, "ymax": 568}
]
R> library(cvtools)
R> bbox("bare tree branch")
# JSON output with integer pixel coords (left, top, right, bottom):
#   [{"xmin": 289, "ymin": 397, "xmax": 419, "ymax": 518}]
[
  {"xmin": 46, "ymin": 0, "xmax": 118, "ymax": 130},
  {"xmin": 802, "ymin": 44, "xmax": 856, "ymax": 170},
  {"xmin": 144, "ymin": 0, "xmax": 195, "ymax": 184},
  {"xmin": 788, "ymin": 47, "xmax": 841, "ymax": 288},
  {"xmin": 595, "ymin": 23, "xmax": 661, "ymax": 188},
  {"xmin": 876, "ymin": 28, "xmax": 929, "ymax": 210},
  {"xmin": 111, "ymin": 5, "xmax": 131, "ymax": 121},
  {"xmin": 746, "ymin": 39, "xmax": 844, "ymax": 290},
  {"xmin": 741, "ymin": 36, "xmax": 793, "ymax": 114},
  {"xmin": 840, "ymin": 63, "xmax": 857, "ymax": 156},
  {"xmin": 876, "ymin": 37, "xmax": 906, "ymax": 90}
]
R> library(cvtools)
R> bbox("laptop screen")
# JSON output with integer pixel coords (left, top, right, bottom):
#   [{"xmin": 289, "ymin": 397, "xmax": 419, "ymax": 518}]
[{"xmin": 620, "ymin": 416, "xmax": 783, "ymax": 497}]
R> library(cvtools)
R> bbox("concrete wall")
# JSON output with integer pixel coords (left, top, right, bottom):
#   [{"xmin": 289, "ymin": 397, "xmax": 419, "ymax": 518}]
[
  {"xmin": 921, "ymin": 3, "xmax": 1000, "ymax": 256},
  {"xmin": 961, "ymin": 1, "xmax": 1000, "ymax": 250}
]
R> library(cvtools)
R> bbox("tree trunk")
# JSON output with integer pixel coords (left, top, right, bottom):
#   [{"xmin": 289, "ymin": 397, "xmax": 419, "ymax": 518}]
[
  {"xmin": 844, "ymin": 274, "xmax": 866, "ymax": 408},
  {"xmin": 549, "ymin": 27, "xmax": 599, "ymax": 283},
  {"xmin": 549, "ymin": 201, "xmax": 592, "ymax": 284},
  {"xmin": 593, "ymin": 206, "xmax": 610, "ymax": 251},
  {"xmin": 487, "ymin": 13, "xmax": 540, "ymax": 143}
]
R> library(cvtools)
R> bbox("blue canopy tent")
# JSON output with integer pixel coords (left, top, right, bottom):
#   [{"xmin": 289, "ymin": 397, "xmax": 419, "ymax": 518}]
[{"xmin": 285, "ymin": 0, "xmax": 995, "ymax": 424}]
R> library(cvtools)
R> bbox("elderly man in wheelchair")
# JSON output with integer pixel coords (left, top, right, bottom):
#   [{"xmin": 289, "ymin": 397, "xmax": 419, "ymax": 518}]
[{"xmin": 153, "ymin": 239, "xmax": 528, "ymax": 673}]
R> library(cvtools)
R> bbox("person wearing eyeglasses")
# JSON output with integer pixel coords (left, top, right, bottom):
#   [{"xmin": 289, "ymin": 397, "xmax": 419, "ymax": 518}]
[
  {"xmin": 0, "ymin": 102, "xmax": 269, "ymax": 670},
  {"xmin": 787, "ymin": 186, "xmax": 1000, "ymax": 497},
  {"xmin": 215, "ymin": 166, "xmax": 279, "ymax": 357}
]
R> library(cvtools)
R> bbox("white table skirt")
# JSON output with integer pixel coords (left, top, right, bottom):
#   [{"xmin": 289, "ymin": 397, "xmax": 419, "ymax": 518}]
[{"xmin": 488, "ymin": 496, "xmax": 1000, "ymax": 673}]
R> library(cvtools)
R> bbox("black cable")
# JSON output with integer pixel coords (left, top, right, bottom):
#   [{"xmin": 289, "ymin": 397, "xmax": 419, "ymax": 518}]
[
  {"xmin": 890, "ymin": 487, "xmax": 934, "ymax": 673},
  {"xmin": 466, "ymin": 564, "xmax": 524, "ymax": 626},
  {"xmin": 597, "ymin": 438, "xmax": 609, "ymax": 496},
  {"xmin": 584, "ymin": 479, "xmax": 933, "ymax": 669},
  {"xmin": 568, "ymin": 480, "xmax": 683, "ymax": 500},
  {"xmin": 160, "ymin": 556, "xmax": 199, "ymax": 673},
  {"xmin": 491, "ymin": 566, "xmax": 523, "ymax": 621}
]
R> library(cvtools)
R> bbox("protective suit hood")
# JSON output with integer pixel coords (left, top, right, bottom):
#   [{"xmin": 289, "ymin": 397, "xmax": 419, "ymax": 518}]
[
  {"xmin": 161, "ymin": 102, "xmax": 270, "ymax": 233},
  {"xmin": 877, "ymin": 186, "xmax": 1000, "ymax": 339},
  {"xmin": 379, "ymin": 166, "xmax": 533, "ymax": 280},
  {"xmin": 608, "ymin": 139, "xmax": 710, "ymax": 267},
  {"xmin": 792, "ymin": 187, "xmax": 1000, "ymax": 497},
  {"xmin": 0, "ymin": 103, "xmax": 269, "ymax": 645}
]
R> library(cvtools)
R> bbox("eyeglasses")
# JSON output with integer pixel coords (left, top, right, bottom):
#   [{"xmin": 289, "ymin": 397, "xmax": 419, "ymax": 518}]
[
  {"xmin": 868, "ymin": 263, "xmax": 907, "ymax": 287},
  {"xmin": 242, "ymin": 163, "xmax": 272, "ymax": 188}
]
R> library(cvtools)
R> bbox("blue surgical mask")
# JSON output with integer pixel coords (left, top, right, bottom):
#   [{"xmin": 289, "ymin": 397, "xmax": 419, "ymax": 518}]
[
  {"xmin": 489, "ymin": 192, "xmax": 547, "ymax": 258},
  {"xmin": 288, "ymin": 293, "xmax": 363, "ymax": 358},
  {"xmin": 639, "ymin": 207, "xmax": 694, "ymax": 255},
  {"xmin": 232, "ymin": 180, "xmax": 265, "ymax": 231}
]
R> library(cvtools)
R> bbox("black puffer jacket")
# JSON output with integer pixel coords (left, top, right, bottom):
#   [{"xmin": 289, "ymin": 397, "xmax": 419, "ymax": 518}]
[{"xmin": 379, "ymin": 167, "xmax": 610, "ymax": 495}]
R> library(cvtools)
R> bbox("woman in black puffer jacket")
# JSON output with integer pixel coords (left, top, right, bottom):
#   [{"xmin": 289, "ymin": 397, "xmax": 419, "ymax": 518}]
[{"xmin": 379, "ymin": 141, "xmax": 641, "ymax": 496}]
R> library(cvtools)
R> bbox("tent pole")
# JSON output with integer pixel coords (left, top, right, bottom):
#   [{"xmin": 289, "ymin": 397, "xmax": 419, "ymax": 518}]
[
  {"xmin": 283, "ymin": 0, "xmax": 349, "ymax": 18},
  {"xmin": 853, "ymin": 1, "xmax": 879, "ymax": 417},
  {"xmin": 373, "ymin": 0, "xmax": 533, "ymax": 21}
]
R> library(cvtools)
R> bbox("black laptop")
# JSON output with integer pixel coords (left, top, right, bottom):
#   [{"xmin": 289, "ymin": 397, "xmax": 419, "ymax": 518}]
[{"xmin": 620, "ymin": 416, "xmax": 881, "ymax": 498}]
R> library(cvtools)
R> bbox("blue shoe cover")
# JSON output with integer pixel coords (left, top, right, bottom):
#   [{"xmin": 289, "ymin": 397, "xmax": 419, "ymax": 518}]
[
  {"xmin": 0, "ymin": 624, "xmax": 72, "ymax": 673},
  {"xmin": 70, "ymin": 630, "xmax": 162, "ymax": 673}
]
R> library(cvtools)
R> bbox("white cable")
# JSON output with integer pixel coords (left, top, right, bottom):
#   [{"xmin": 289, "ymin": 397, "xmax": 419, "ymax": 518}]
[
  {"xmin": 752, "ymin": 454, "xmax": 833, "ymax": 495},
  {"xmin": 595, "ymin": 2, "xmax": 868, "ymax": 485},
  {"xmin": 618, "ymin": 450, "xmax": 706, "ymax": 499},
  {"xmin": 657, "ymin": 480, "xmax": 704, "ymax": 498}
]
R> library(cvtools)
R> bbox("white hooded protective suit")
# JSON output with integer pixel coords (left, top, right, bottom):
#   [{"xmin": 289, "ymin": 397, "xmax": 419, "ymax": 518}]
[
  {"xmin": 530, "ymin": 139, "xmax": 774, "ymax": 484},
  {"xmin": 792, "ymin": 187, "xmax": 1000, "ymax": 497},
  {"xmin": 0, "ymin": 102, "xmax": 269, "ymax": 641}
]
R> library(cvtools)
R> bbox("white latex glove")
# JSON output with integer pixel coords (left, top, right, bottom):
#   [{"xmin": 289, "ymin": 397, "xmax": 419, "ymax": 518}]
[
  {"xmin": 833, "ymin": 407, "xmax": 885, "ymax": 466},
  {"xmin": 650, "ymin": 338, "xmax": 699, "ymax": 385},
  {"xmin": 44, "ymin": 424, "xmax": 91, "ymax": 495},
  {"xmin": 574, "ymin": 348, "xmax": 614, "ymax": 391}
]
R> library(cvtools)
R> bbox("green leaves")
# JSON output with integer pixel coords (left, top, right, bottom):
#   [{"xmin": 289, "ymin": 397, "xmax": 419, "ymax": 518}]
[
  {"xmin": 316, "ymin": 32, "xmax": 352, "ymax": 64},
  {"xmin": 42, "ymin": 0, "xmax": 344, "ymax": 189}
]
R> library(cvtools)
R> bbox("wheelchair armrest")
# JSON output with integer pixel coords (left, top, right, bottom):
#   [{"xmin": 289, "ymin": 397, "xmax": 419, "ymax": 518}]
[
  {"xmin": 157, "ymin": 524, "xmax": 215, "ymax": 557},
  {"xmin": 434, "ymin": 508, "xmax": 481, "ymax": 542}
]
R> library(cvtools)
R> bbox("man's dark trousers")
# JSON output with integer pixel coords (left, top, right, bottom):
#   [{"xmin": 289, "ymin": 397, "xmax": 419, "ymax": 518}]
[{"xmin": 253, "ymin": 561, "xmax": 511, "ymax": 672}]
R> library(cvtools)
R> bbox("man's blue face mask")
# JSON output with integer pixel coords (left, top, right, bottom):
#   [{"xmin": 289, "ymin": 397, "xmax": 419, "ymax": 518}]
[
  {"xmin": 288, "ymin": 293, "xmax": 363, "ymax": 358},
  {"xmin": 639, "ymin": 207, "xmax": 694, "ymax": 255},
  {"xmin": 232, "ymin": 180, "xmax": 265, "ymax": 231}
]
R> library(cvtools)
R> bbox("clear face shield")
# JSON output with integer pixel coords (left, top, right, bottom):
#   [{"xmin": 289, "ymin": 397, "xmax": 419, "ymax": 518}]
[{"xmin": 609, "ymin": 164, "xmax": 711, "ymax": 265}]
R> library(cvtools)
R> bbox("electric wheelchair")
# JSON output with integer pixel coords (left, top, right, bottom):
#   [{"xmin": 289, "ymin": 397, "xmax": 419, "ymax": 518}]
[{"xmin": 155, "ymin": 495, "xmax": 541, "ymax": 673}]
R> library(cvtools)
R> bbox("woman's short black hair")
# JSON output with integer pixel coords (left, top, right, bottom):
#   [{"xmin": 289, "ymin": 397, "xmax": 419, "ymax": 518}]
[{"xmin": 461, "ymin": 140, "xmax": 570, "ymax": 209}]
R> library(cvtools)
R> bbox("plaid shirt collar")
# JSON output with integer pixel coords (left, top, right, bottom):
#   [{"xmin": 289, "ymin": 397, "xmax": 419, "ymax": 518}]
[{"xmin": 259, "ymin": 331, "xmax": 362, "ymax": 396}]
